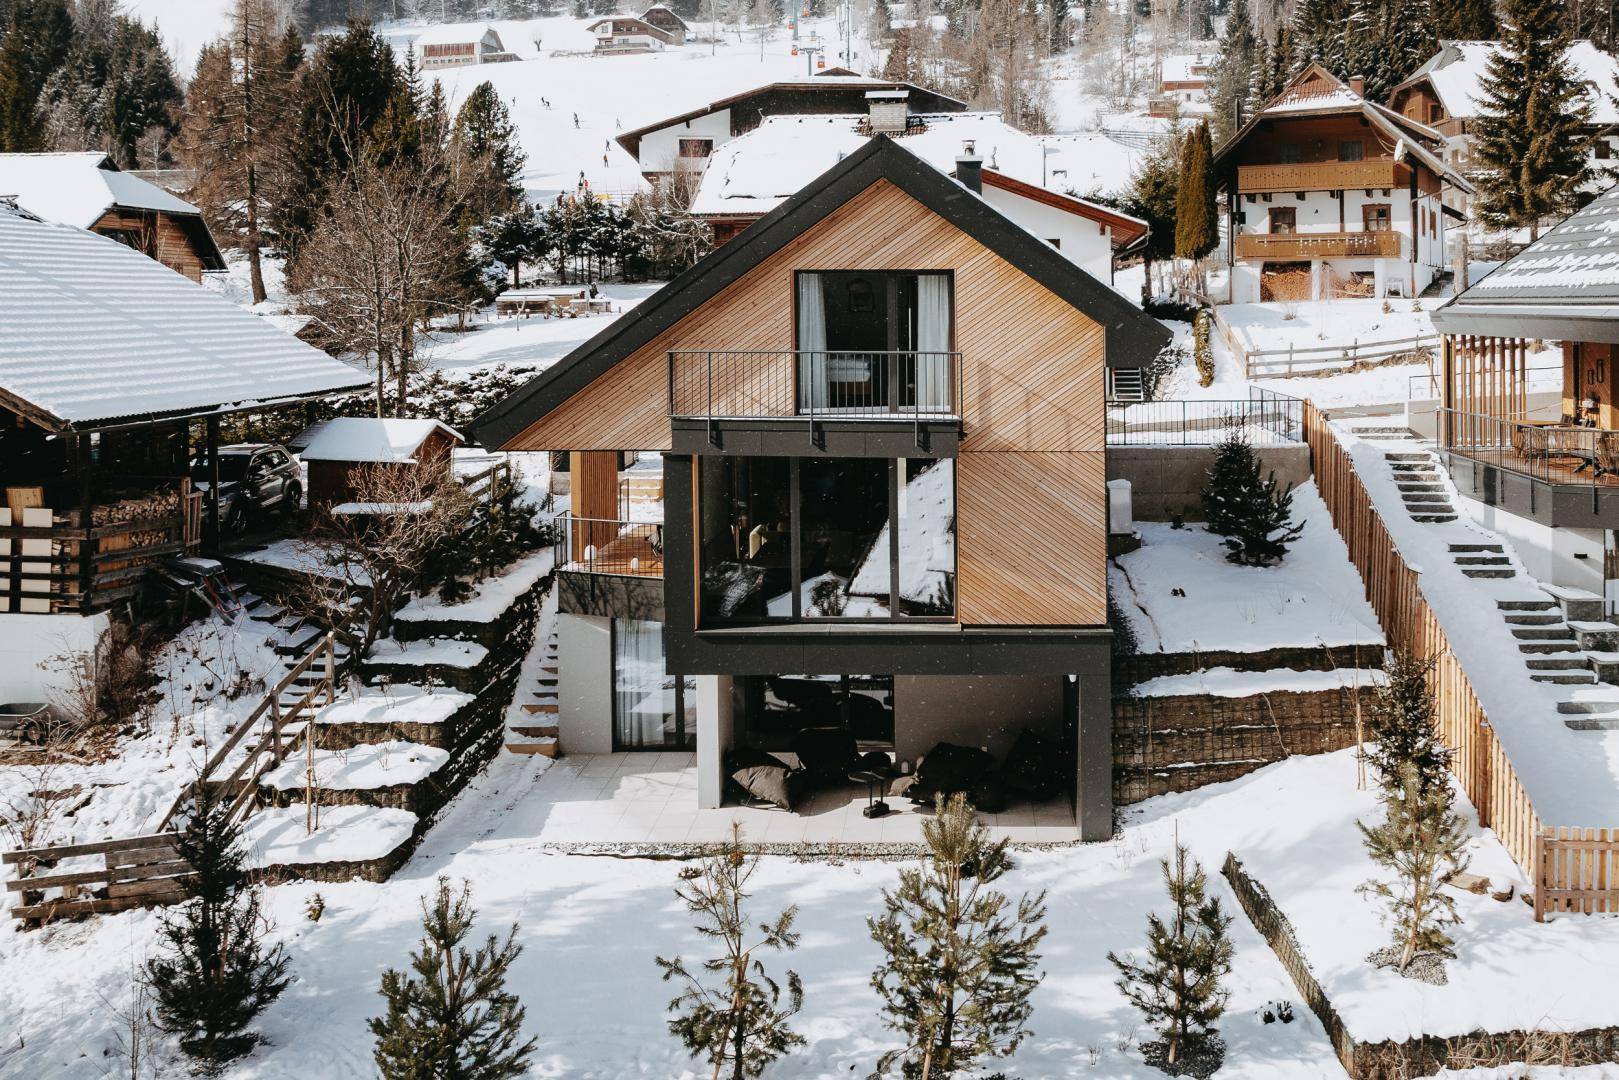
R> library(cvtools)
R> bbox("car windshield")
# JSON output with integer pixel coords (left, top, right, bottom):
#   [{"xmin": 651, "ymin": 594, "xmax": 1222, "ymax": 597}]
[{"xmin": 190, "ymin": 455, "xmax": 251, "ymax": 483}]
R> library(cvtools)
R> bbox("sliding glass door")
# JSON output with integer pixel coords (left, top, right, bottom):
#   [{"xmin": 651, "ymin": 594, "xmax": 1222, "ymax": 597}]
[
  {"xmin": 612, "ymin": 618, "xmax": 695, "ymax": 751},
  {"xmin": 795, "ymin": 271, "xmax": 953, "ymax": 414}
]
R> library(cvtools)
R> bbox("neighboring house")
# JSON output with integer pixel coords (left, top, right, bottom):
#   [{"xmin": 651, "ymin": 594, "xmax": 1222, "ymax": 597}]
[
  {"xmin": 689, "ymin": 100, "xmax": 1149, "ymax": 282},
  {"xmin": 1212, "ymin": 64, "xmax": 1473, "ymax": 303},
  {"xmin": 588, "ymin": 14, "xmax": 675, "ymax": 54},
  {"xmin": 1388, "ymin": 39, "xmax": 1619, "ymax": 214},
  {"xmin": 0, "ymin": 203, "xmax": 366, "ymax": 698},
  {"xmin": 614, "ymin": 76, "xmax": 967, "ymax": 182},
  {"xmin": 471, "ymin": 136, "xmax": 1171, "ymax": 838},
  {"xmin": 1432, "ymin": 183, "xmax": 1619, "ymax": 608},
  {"xmin": 1151, "ymin": 51, "xmax": 1215, "ymax": 118},
  {"xmin": 299, "ymin": 417, "xmax": 463, "ymax": 509},
  {"xmin": 0, "ymin": 152, "xmax": 225, "ymax": 282},
  {"xmin": 639, "ymin": 4, "xmax": 689, "ymax": 43},
  {"xmin": 413, "ymin": 23, "xmax": 517, "ymax": 68}
]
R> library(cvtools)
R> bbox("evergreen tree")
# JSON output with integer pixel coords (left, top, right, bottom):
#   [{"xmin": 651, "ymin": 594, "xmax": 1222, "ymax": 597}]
[
  {"xmin": 1357, "ymin": 765, "xmax": 1470, "ymax": 974},
  {"xmin": 1120, "ymin": 130, "xmax": 1179, "ymax": 301},
  {"xmin": 370, "ymin": 877, "xmax": 537, "ymax": 1080},
  {"xmin": 1366, "ymin": 650, "xmax": 1450, "ymax": 799},
  {"xmin": 1108, "ymin": 844, "xmax": 1234, "ymax": 1068},
  {"xmin": 656, "ymin": 826, "xmax": 805, "ymax": 1080},
  {"xmin": 1289, "ymin": 0, "xmax": 1342, "ymax": 75},
  {"xmin": 1473, "ymin": 0, "xmax": 1594, "ymax": 238},
  {"xmin": 1201, "ymin": 431, "xmax": 1304, "ymax": 566},
  {"xmin": 1431, "ymin": 0, "xmax": 1496, "ymax": 38},
  {"xmin": 1174, "ymin": 120, "xmax": 1217, "ymax": 261},
  {"xmin": 1209, "ymin": 0, "xmax": 1257, "ymax": 139},
  {"xmin": 454, "ymin": 82, "xmax": 527, "ymax": 209},
  {"xmin": 0, "ymin": 0, "xmax": 72, "ymax": 152},
  {"xmin": 869, "ymin": 794, "xmax": 1047, "ymax": 1079},
  {"xmin": 144, "ymin": 784, "xmax": 293, "ymax": 1071}
]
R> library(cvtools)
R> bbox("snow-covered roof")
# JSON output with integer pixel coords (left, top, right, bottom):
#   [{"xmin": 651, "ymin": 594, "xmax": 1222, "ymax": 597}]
[
  {"xmin": 1399, "ymin": 39, "xmax": 1619, "ymax": 125},
  {"xmin": 299, "ymin": 417, "xmax": 464, "ymax": 463},
  {"xmin": 0, "ymin": 151, "xmax": 201, "ymax": 229},
  {"xmin": 692, "ymin": 111, "xmax": 1133, "ymax": 218},
  {"xmin": 412, "ymin": 22, "xmax": 500, "ymax": 47},
  {"xmin": 1160, "ymin": 52, "xmax": 1214, "ymax": 84},
  {"xmin": 0, "ymin": 204, "xmax": 368, "ymax": 431}
]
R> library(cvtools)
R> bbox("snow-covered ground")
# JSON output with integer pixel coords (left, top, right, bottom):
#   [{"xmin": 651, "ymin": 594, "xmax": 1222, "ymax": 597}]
[
  {"xmin": 416, "ymin": 282, "xmax": 662, "ymax": 375},
  {"xmin": 1110, "ymin": 481, "xmax": 1386, "ymax": 655}
]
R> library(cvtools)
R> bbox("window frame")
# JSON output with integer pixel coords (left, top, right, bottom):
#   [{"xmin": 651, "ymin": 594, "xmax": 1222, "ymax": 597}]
[
  {"xmin": 1268, "ymin": 206, "xmax": 1297, "ymax": 234},
  {"xmin": 1362, "ymin": 203, "xmax": 1393, "ymax": 232}
]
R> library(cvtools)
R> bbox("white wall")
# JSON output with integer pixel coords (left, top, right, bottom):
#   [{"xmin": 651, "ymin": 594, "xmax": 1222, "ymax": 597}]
[
  {"xmin": 0, "ymin": 611, "xmax": 109, "ymax": 705},
  {"xmin": 981, "ymin": 185, "xmax": 1114, "ymax": 281},
  {"xmin": 557, "ymin": 611, "xmax": 613, "ymax": 754},
  {"xmin": 1454, "ymin": 493, "xmax": 1606, "ymax": 596},
  {"xmin": 637, "ymin": 108, "xmax": 732, "ymax": 174}
]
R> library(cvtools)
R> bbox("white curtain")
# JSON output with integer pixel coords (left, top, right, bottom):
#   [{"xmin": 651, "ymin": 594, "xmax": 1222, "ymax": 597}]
[
  {"xmin": 796, "ymin": 273, "xmax": 828, "ymax": 411},
  {"xmin": 915, "ymin": 274, "xmax": 951, "ymax": 411},
  {"xmin": 613, "ymin": 619, "xmax": 668, "ymax": 748}
]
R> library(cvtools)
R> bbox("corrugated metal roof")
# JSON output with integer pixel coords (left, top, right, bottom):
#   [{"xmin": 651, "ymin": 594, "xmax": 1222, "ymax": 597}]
[
  {"xmin": 0, "ymin": 205, "xmax": 368, "ymax": 430},
  {"xmin": 1455, "ymin": 183, "xmax": 1619, "ymax": 301}
]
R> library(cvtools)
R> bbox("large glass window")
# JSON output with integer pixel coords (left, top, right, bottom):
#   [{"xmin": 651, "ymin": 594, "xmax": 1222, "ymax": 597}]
[
  {"xmin": 796, "ymin": 271, "xmax": 952, "ymax": 414},
  {"xmin": 612, "ymin": 618, "xmax": 694, "ymax": 751},
  {"xmin": 698, "ymin": 456, "xmax": 955, "ymax": 622},
  {"xmin": 736, "ymin": 674, "xmax": 896, "ymax": 751}
]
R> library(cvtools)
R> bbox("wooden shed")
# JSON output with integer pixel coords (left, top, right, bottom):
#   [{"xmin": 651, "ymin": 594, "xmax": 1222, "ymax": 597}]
[{"xmin": 298, "ymin": 418, "xmax": 464, "ymax": 510}]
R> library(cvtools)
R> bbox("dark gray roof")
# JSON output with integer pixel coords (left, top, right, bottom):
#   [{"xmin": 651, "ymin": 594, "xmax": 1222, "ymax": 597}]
[
  {"xmin": 1433, "ymin": 181, "xmax": 1619, "ymax": 340},
  {"xmin": 469, "ymin": 136, "xmax": 1171, "ymax": 450}
]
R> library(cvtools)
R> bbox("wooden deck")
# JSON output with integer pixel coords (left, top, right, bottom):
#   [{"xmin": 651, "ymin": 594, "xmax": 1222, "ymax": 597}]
[
  {"xmin": 1452, "ymin": 445, "xmax": 1619, "ymax": 488},
  {"xmin": 569, "ymin": 529, "xmax": 663, "ymax": 577}
]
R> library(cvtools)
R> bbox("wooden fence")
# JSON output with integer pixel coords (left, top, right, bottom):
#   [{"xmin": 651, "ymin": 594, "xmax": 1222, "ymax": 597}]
[
  {"xmin": 1246, "ymin": 333, "xmax": 1439, "ymax": 379},
  {"xmin": 1303, "ymin": 400, "xmax": 1619, "ymax": 918},
  {"xmin": 4, "ymin": 833, "xmax": 188, "ymax": 923}
]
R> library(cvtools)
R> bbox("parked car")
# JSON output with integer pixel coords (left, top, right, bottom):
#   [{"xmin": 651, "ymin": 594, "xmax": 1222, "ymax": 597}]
[{"xmin": 189, "ymin": 443, "xmax": 303, "ymax": 532}]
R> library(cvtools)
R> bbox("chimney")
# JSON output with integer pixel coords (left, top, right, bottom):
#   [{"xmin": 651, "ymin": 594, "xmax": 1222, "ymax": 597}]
[
  {"xmin": 1348, "ymin": 74, "xmax": 1365, "ymax": 97},
  {"xmin": 866, "ymin": 89, "xmax": 910, "ymax": 136},
  {"xmin": 954, "ymin": 139, "xmax": 982, "ymax": 193}
]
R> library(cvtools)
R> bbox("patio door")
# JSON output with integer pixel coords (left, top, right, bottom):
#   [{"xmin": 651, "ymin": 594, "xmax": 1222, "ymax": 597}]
[{"xmin": 612, "ymin": 618, "xmax": 695, "ymax": 751}]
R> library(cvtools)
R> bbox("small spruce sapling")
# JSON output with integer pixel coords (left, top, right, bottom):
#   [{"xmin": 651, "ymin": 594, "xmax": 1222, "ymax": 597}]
[
  {"xmin": 1201, "ymin": 432, "xmax": 1303, "ymax": 566},
  {"xmin": 869, "ymin": 794, "xmax": 1047, "ymax": 1078},
  {"xmin": 144, "ymin": 784, "xmax": 292, "ymax": 1071},
  {"xmin": 656, "ymin": 824, "xmax": 805, "ymax": 1080},
  {"xmin": 1358, "ymin": 765, "xmax": 1470, "ymax": 974},
  {"xmin": 370, "ymin": 877, "xmax": 537, "ymax": 1080},
  {"xmin": 1366, "ymin": 650, "xmax": 1450, "ymax": 800},
  {"xmin": 1108, "ymin": 843, "xmax": 1234, "ymax": 1069}
]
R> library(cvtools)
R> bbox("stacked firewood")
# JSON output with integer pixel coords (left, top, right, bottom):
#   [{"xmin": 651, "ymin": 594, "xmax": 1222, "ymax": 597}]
[{"xmin": 92, "ymin": 488, "xmax": 181, "ymax": 527}]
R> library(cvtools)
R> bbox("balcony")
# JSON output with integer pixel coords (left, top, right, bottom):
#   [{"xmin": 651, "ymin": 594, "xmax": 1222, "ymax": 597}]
[
  {"xmin": 1439, "ymin": 408, "xmax": 1619, "ymax": 527},
  {"xmin": 556, "ymin": 515, "xmax": 663, "ymax": 578},
  {"xmin": 1237, "ymin": 159, "xmax": 1402, "ymax": 193},
  {"xmin": 1234, "ymin": 230, "xmax": 1402, "ymax": 261}
]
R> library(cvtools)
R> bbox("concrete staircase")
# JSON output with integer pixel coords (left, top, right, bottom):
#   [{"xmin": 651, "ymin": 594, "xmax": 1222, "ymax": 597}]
[
  {"xmin": 1387, "ymin": 452, "xmax": 1458, "ymax": 524},
  {"xmin": 507, "ymin": 590, "xmax": 560, "ymax": 759}
]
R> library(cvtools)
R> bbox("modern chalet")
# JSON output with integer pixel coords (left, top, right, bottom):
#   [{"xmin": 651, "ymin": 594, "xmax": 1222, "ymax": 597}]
[
  {"xmin": 1388, "ymin": 39, "xmax": 1619, "ymax": 214},
  {"xmin": 413, "ymin": 23, "xmax": 517, "ymax": 68},
  {"xmin": 614, "ymin": 76, "xmax": 967, "ymax": 182},
  {"xmin": 0, "ymin": 152, "xmax": 225, "ymax": 282},
  {"xmin": 1433, "ymin": 182, "xmax": 1619, "ymax": 605},
  {"xmin": 472, "ymin": 136, "xmax": 1170, "ymax": 839},
  {"xmin": 1212, "ymin": 64, "xmax": 1472, "ymax": 303}
]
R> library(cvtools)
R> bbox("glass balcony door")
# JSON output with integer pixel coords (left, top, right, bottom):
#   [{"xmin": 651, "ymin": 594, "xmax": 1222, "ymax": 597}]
[{"xmin": 795, "ymin": 271, "xmax": 952, "ymax": 414}]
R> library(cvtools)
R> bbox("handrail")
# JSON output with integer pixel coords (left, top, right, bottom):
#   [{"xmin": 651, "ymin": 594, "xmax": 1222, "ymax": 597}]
[
  {"xmin": 1106, "ymin": 389, "xmax": 1304, "ymax": 445},
  {"xmin": 1438, "ymin": 407, "xmax": 1619, "ymax": 494},
  {"xmin": 556, "ymin": 513, "xmax": 663, "ymax": 578}
]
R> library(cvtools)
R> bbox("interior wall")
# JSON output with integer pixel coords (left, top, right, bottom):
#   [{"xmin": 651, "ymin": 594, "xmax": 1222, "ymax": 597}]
[
  {"xmin": 892, "ymin": 673, "xmax": 1064, "ymax": 763},
  {"xmin": 558, "ymin": 611, "xmax": 614, "ymax": 754}
]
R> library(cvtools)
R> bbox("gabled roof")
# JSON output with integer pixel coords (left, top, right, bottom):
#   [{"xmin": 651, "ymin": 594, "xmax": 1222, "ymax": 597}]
[
  {"xmin": 0, "ymin": 151, "xmax": 226, "ymax": 269},
  {"xmin": 614, "ymin": 78, "xmax": 969, "ymax": 161},
  {"xmin": 640, "ymin": 4, "xmax": 689, "ymax": 29},
  {"xmin": 1433, "ymin": 181, "xmax": 1619, "ymax": 342},
  {"xmin": 1212, "ymin": 63, "xmax": 1475, "ymax": 194},
  {"xmin": 588, "ymin": 14, "xmax": 673, "ymax": 38},
  {"xmin": 1390, "ymin": 39, "xmax": 1619, "ymax": 126},
  {"xmin": 300, "ymin": 417, "xmax": 463, "ymax": 463},
  {"xmin": 469, "ymin": 137, "xmax": 1171, "ymax": 449},
  {"xmin": 413, "ymin": 22, "xmax": 501, "ymax": 47},
  {"xmin": 980, "ymin": 168, "xmax": 1149, "ymax": 248},
  {"xmin": 0, "ymin": 204, "xmax": 366, "ymax": 432}
]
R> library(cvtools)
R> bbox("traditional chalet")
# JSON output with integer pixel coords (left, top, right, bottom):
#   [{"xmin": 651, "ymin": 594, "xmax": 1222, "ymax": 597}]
[
  {"xmin": 588, "ymin": 14, "xmax": 675, "ymax": 54},
  {"xmin": 638, "ymin": 5, "xmax": 689, "ymax": 43},
  {"xmin": 689, "ymin": 104, "xmax": 1149, "ymax": 281},
  {"xmin": 1212, "ymin": 64, "xmax": 1472, "ymax": 303},
  {"xmin": 1151, "ymin": 51, "xmax": 1214, "ymax": 118},
  {"xmin": 1433, "ymin": 182, "xmax": 1619, "ymax": 602},
  {"xmin": 471, "ymin": 136, "xmax": 1170, "ymax": 837},
  {"xmin": 614, "ymin": 76, "xmax": 967, "ymax": 181},
  {"xmin": 0, "ymin": 152, "xmax": 225, "ymax": 282},
  {"xmin": 413, "ymin": 23, "xmax": 517, "ymax": 69},
  {"xmin": 299, "ymin": 417, "xmax": 463, "ymax": 509},
  {"xmin": 1389, "ymin": 39, "xmax": 1619, "ymax": 214}
]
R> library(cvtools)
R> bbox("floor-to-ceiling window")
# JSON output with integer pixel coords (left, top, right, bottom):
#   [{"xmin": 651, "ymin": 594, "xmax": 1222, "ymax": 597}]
[
  {"xmin": 735, "ymin": 674, "xmax": 896, "ymax": 751},
  {"xmin": 795, "ymin": 270, "xmax": 953, "ymax": 415},
  {"xmin": 612, "ymin": 618, "xmax": 695, "ymax": 751}
]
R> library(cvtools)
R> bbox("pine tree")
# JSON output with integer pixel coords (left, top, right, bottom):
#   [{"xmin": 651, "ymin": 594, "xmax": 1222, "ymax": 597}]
[
  {"xmin": 1209, "ymin": 0, "xmax": 1257, "ymax": 139},
  {"xmin": 1201, "ymin": 431, "xmax": 1304, "ymax": 566},
  {"xmin": 1290, "ymin": 0, "xmax": 1343, "ymax": 75},
  {"xmin": 0, "ymin": 0, "xmax": 72, "ymax": 152},
  {"xmin": 370, "ymin": 877, "xmax": 537, "ymax": 1080},
  {"xmin": 1366, "ymin": 650, "xmax": 1450, "ymax": 799},
  {"xmin": 1431, "ymin": 0, "xmax": 1496, "ymax": 38},
  {"xmin": 869, "ymin": 794, "xmax": 1047, "ymax": 1079},
  {"xmin": 1357, "ymin": 765, "xmax": 1470, "ymax": 974},
  {"xmin": 1121, "ymin": 130, "xmax": 1180, "ymax": 301},
  {"xmin": 1108, "ymin": 844, "xmax": 1234, "ymax": 1068},
  {"xmin": 656, "ymin": 825, "xmax": 805, "ymax": 1080},
  {"xmin": 1174, "ymin": 120, "xmax": 1217, "ymax": 262},
  {"xmin": 454, "ymin": 82, "xmax": 527, "ymax": 215},
  {"xmin": 144, "ymin": 784, "xmax": 293, "ymax": 1071},
  {"xmin": 1473, "ymin": 0, "xmax": 1594, "ymax": 238}
]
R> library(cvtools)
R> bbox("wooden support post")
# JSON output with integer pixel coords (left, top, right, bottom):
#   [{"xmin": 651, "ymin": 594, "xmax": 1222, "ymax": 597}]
[
  {"xmin": 204, "ymin": 414, "xmax": 221, "ymax": 554},
  {"xmin": 76, "ymin": 434, "xmax": 93, "ymax": 612}
]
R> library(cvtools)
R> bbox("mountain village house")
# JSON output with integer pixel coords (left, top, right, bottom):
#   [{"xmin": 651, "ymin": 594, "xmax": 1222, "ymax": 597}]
[
  {"xmin": 637, "ymin": 4, "xmax": 689, "ymax": 44},
  {"xmin": 0, "ymin": 152, "xmax": 225, "ymax": 283},
  {"xmin": 1151, "ymin": 51, "xmax": 1215, "ymax": 118},
  {"xmin": 472, "ymin": 136, "xmax": 1170, "ymax": 838},
  {"xmin": 1213, "ymin": 64, "xmax": 1471, "ymax": 304},
  {"xmin": 614, "ymin": 76, "xmax": 967, "ymax": 183},
  {"xmin": 412, "ymin": 23, "xmax": 517, "ymax": 68},
  {"xmin": 588, "ymin": 14, "xmax": 676, "ymax": 54},
  {"xmin": 1388, "ymin": 39, "xmax": 1619, "ymax": 215},
  {"xmin": 688, "ymin": 97, "xmax": 1149, "ymax": 278}
]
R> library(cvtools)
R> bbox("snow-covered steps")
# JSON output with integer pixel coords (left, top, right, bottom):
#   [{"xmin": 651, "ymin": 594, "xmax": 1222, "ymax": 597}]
[
  {"xmin": 1569, "ymin": 621, "xmax": 1619, "ymax": 652},
  {"xmin": 260, "ymin": 739, "xmax": 451, "ymax": 813},
  {"xmin": 242, "ymin": 804, "xmax": 419, "ymax": 884},
  {"xmin": 1543, "ymin": 584, "xmax": 1607, "ymax": 623},
  {"xmin": 1384, "ymin": 449, "xmax": 1460, "ymax": 524}
]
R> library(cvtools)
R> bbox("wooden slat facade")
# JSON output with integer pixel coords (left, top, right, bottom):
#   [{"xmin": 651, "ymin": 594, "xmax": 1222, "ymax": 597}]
[
  {"xmin": 90, "ymin": 208, "xmax": 208, "ymax": 283},
  {"xmin": 571, "ymin": 449, "xmax": 623, "ymax": 561}
]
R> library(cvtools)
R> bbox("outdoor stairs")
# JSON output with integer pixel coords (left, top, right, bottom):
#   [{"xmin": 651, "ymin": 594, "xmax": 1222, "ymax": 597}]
[
  {"xmin": 1493, "ymin": 580, "xmax": 1619, "ymax": 696},
  {"xmin": 1387, "ymin": 451, "xmax": 1457, "ymax": 524},
  {"xmin": 233, "ymin": 589, "xmax": 354, "ymax": 713},
  {"xmin": 507, "ymin": 601, "xmax": 560, "ymax": 759}
]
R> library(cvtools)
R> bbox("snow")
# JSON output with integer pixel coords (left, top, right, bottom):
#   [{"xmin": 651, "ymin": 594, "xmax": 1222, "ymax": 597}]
[
  {"xmin": 1222, "ymin": 299, "xmax": 1441, "ymax": 357},
  {"xmin": 1036, "ymin": 131, "xmax": 1146, "ymax": 198},
  {"xmin": 1110, "ymin": 481, "xmax": 1386, "ymax": 654},
  {"xmin": 849, "ymin": 458, "xmax": 953, "ymax": 606},
  {"xmin": 238, "ymin": 804, "xmax": 418, "ymax": 869},
  {"xmin": 1134, "ymin": 666, "xmax": 1388, "ymax": 698},
  {"xmin": 261, "ymin": 741, "xmax": 449, "ymax": 792},
  {"xmin": 395, "ymin": 549, "xmax": 554, "ymax": 624},
  {"xmin": 122, "ymin": 0, "xmax": 233, "ymax": 77},
  {"xmin": 0, "ymin": 205, "xmax": 366, "ymax": 427},
  {"xmin": 312, "ymin": 686, "xmax": 473, "ymax": 729},
  {"xmin": 419, "ymin": 281, "xmax": 663, "ymax": 375},
  {"xmin": 0, "ymin": 152, "xmax": 201, "ymax": 228},
  {"xmin": 298, "ymin": 417, "xmax": 463, "ymax": 464},
  {"xmin": 1421, "ymin": 40, "xmax": 1619, "ymax": 125},
  {"xmin": 366, "ymin": 637, "xmax": 489, "ymax": 670}
]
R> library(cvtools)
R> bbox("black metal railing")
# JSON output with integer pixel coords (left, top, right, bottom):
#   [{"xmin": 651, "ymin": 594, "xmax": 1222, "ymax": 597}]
[
  {"xmin": 1105, "ymin": 388, "xmax": 1304, "ymax": 446},
  {"xmin": 554, "ymin": 514, "xmax": 664, "ymax": 578},
  {"xmin": 667, "ymin": 349, "xmax": 961, "ymax": 425},
  {"xmin": 1439, "ymin": 408, "xmax": 1619, "ymax": 492}
]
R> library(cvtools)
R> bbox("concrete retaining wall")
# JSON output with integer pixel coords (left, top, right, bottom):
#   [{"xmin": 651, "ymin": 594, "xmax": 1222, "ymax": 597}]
[{"xmin": 1107, "ymin": 444, "xmax": 1312, "ymax": 523}]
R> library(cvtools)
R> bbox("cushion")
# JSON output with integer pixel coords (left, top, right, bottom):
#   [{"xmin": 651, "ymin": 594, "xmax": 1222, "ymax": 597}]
[
  {"xmin": 726, "ymin": 748, "xmax": 805, "ymax": 811},
  {"xmin": 971, "ymin": 770, "xmax": 1009, "ymax": 814},
  {"xmin": 1000, "ymin": 729, "xmax": 1068, "ymax": 802},
  {"xmin": 791, "ymin": 727, "xmax": 859, "ymax": 783},
  {"xmin": 911, "ymin": 742, "xmax": 996, "ymax": 800}
]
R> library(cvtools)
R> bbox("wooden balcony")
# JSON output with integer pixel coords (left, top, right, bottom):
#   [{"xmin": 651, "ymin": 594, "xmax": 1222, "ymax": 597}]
[
  {"xmin": 1234, "ymin": 230, "xmax": 1402, "ymax": 261},
  {"xmin": 1237, "ymin": 159, "xmax": 1402, "ymax": 193}
]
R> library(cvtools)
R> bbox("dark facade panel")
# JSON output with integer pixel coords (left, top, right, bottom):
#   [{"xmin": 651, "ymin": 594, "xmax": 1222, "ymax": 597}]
[
  {"xmin": 1445, "ymin": 452, "xmax": 1619, "ymax": 528},
  {"xmin": 668, "ymin": 625, "xmax": 1113, "ymax": 677},
  {"xmin": 556, "ymin": 570, "xmax": 665, "ymax": 621},
  {"xmin": 670, "ymin": 417, "xmax": 960, "ymax": 457}
]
